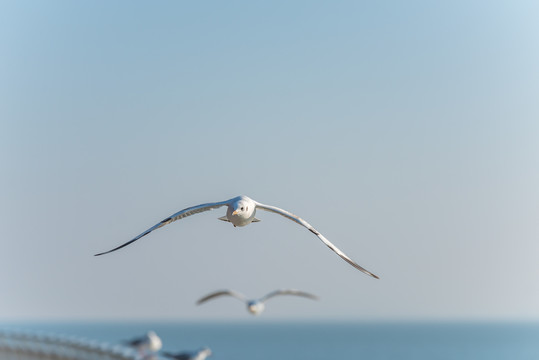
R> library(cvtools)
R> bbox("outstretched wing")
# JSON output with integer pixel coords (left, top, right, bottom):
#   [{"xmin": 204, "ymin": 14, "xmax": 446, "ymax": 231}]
[
  {"xmin": 196, "ymin": 290, "xmax": 247, "ymax": 305},
  {"xmin": 254, "ymin": 201, "xmax": 379, "ymax": 279},
  {"xmin": 95, "ymin": 200, "xmax": 230, "ymax": 256},
  {"xmin": 260, "ymin": 289, "xmax": 319, "ymax": 303}
]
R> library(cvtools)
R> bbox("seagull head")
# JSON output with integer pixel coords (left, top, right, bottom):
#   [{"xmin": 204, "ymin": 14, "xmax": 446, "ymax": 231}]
[
  {"xmin": 231, "ymin": 203, "xmax": 249, "ymax": 216},
  {"xmin": 230, "ymin": 196, "xmax": 255, "ymax": 218}
]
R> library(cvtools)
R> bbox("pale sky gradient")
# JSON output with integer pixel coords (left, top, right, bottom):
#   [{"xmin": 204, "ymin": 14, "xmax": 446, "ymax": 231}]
[{"xmin": 1, "ymin": 0, "xmax": 539, "ymax": 321}]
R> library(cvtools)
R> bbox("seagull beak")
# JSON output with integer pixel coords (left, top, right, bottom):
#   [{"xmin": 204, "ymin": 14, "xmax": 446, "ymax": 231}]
[{"xmin": 232, "ymin": 210, "xmax": 239, "ymax": 216}]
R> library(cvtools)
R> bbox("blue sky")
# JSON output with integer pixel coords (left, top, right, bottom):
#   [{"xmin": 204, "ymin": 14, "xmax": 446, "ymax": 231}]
[{"xmin": 1, "ymin": 0, "xmax": 539, "ymax": 321}]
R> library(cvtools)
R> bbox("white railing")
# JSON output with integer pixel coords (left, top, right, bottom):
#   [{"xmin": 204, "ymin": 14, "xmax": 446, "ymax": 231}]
[{"xmin": 0, "ymin": 330, "xmax": 163, "ymax": 360}]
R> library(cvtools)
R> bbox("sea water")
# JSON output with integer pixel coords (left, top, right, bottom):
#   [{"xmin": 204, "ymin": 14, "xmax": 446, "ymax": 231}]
[{"xmin": 3, "ymin": 321, "xmax": 539, "ymax": 360}]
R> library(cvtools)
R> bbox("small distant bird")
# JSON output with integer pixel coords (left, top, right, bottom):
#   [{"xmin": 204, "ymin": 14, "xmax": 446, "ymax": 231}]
[
  {"xmin": 162, "ymin": 347, "xmax": 212, "ymax": 360},
  {"xmin": 95, "ymin": 195, "xmax": 378, "ymax": 278},
  {"xmin": 124, "ymin": 331, "xmax": 162, "ymax": 355},
  {"xmin": 196, "ymin": 289, "xmax": 319, "ymax": 315}
]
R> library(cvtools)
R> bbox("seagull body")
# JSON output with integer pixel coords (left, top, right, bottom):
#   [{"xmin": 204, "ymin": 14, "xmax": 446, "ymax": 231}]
[
  {"xmin": 162, "ymin": 347, "xmax": 212, "ymax": 360},
  {"xmin": 196, "ymin": 289, "xmax": 319, "ymax": 315},
  {"xmin": 95, "ymin": 195, "xmax": 378, "ymax": 279},
  {"xmin": 124, "ymin": 331, "xmax": 162, "ymax": 355}
]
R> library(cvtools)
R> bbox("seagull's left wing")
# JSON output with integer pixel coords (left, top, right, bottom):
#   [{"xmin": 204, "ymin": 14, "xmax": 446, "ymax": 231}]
[
  {"xmin": 95, "ymin": 200, "xmax": 230, "ymax": 256},
  {"xmin": 260, "ymin": 289, "xmax": 319, "ymax": 303},
  {"xmin": 254, "ymin": 202, "xmax": 379, "ymax": 279},
  {"xmin": 196, "ymin": 290, "xmax": 247, "ymax": 305}
]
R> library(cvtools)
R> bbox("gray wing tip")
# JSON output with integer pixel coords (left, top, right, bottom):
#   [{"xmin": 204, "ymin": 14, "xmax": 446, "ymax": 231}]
[
  {"xmin": 94, "ymin": 249, "xmax": 115, "ymax": 256},
  {"xmin": 348, "ymin": 259, "xmax": 380, "ymax": 279},
  {"xmin": 362, "ymin": 269, "xmax": 380, "ymax": 279},
  {"xmin": 196, "ymin": 296, "xmax": 211, "ymax": 305},
  {"xmin": 94, "ymin": 247, "xmax": 122, "ymax": 257},
  {"xmin": 93, "ymin": 236, "xmax": 143, "ymax": 257}
]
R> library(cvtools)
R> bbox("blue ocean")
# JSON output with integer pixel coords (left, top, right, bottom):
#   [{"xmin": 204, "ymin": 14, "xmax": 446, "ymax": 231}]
[{"xmin": 3, "ymin": 322, "xmax": 539, "ymax": 360}]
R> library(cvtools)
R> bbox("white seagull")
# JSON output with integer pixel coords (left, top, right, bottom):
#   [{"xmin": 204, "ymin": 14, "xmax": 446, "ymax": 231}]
[
  {"xmin": 95, "ymin": 195, "xmax": 378, "ymax": 278},
  {"xmin": 196, "ymin": 289, "xmax": 319, "ymax": 315},
  {"xmin": 162, "ymin": 347, "xmax": 212, "ymax": 360},
  {"xmin": 124, "ymin": 331, "xmax": 162, "ymax": 355}
]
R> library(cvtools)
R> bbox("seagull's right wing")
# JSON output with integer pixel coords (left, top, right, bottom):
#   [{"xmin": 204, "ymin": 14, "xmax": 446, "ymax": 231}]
[
  {"xmin": 196, "ymin": 290, "xmax": 247, "ymax": 305},
  {"xmin": 255, "ymin": 201, "xmax": 379, "ymax": 279},
  {"xmin": 95, "ymin": 200, "xmax": 230, "ymax": 256},
  {"xmin": 260, "ymin": 289, "xmax": 319, "ymax": 303}
]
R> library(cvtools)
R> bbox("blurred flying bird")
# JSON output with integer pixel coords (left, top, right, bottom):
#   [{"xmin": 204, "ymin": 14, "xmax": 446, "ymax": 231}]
[{"xmin": 196, "ymin": 289, "xmax": 319, "ymax": 315}]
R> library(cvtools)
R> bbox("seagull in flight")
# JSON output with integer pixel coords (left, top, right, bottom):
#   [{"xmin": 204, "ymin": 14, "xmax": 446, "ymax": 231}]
[
  {"xmin": 196, "ymin": 289, "xmax": 318, "ymax": 315},
  {"xmin": 94, "ymin": 195, "xmax": 378, "ymax": 278}
]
